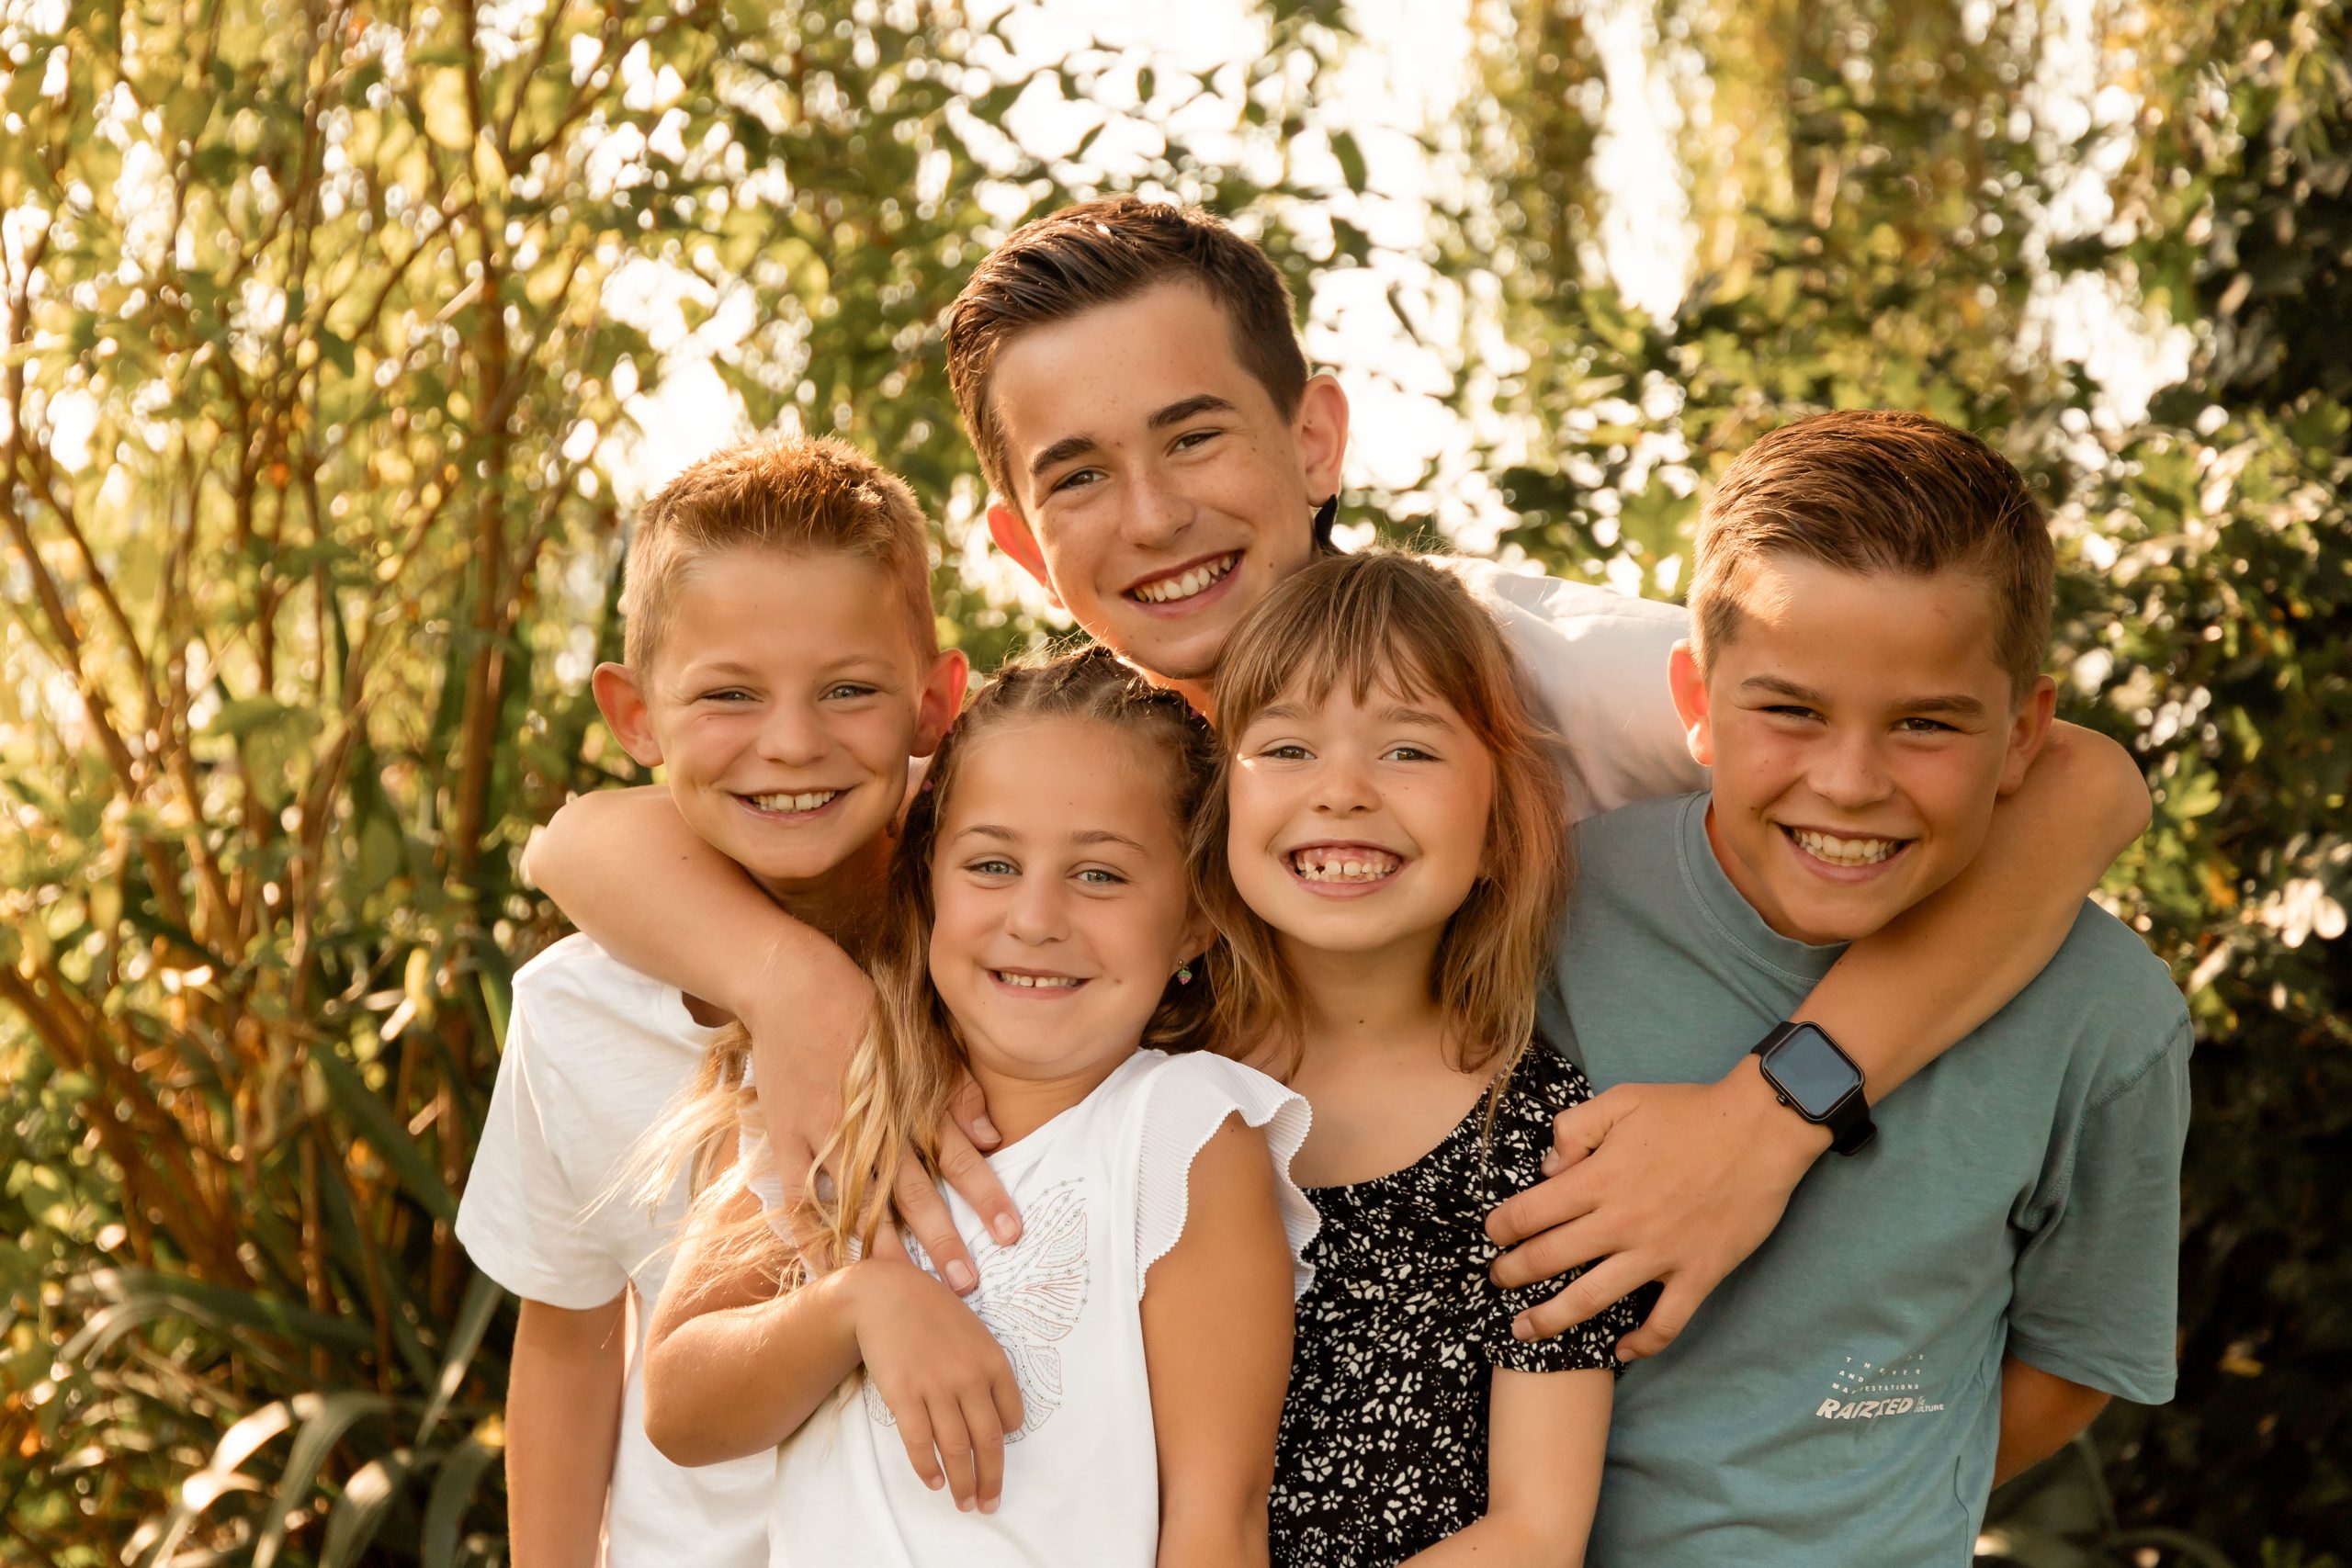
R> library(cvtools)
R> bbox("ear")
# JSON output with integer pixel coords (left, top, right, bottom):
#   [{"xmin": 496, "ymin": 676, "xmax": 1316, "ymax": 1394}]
[
  {"xmin": 1175, "ymin": 910, "xmax": 1217, "ymax": 976},
  {"xmin": 1667, "ymin": 641, "xmax": 1715, "ymax": 768},
  {"xmin": 914, "ymin": 649, "xmax": 970, "ymax": 759},
  {"xmin": 1997, "ymin": 675, "xmax": 2059, "ymax": 796},
  {"xmin": 1292, "ymin": 372, "xmax": 1350, "ymax": 518},
  {"xmin": 592, "ymin": 661, "xmax": 666, "ymax": 769},
  {"xmin": 987, "ymin": 502, "xmax": 1063, "ymax": 608}
]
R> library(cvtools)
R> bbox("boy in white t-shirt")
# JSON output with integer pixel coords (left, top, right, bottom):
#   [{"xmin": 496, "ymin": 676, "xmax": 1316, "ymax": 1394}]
[{"xmin": 456, "ymin": 436, "xmax": 966, "ymax": 1566}]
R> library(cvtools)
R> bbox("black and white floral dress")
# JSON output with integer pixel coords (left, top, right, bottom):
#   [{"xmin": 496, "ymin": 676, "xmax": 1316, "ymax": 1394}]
[{"xmin": 1269, "ymin": 1043, "xmax": 1635, "ymax": 1568}]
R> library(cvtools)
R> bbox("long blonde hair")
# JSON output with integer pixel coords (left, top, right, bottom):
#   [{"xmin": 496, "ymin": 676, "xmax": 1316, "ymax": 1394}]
[
  {"xmin": 1193, "ymin": 550, "xmax": 1576, "ymax": 1117},
  {"xmin": 659, "ymin": 644, "xmax": 1222, "ymax": 1280}
]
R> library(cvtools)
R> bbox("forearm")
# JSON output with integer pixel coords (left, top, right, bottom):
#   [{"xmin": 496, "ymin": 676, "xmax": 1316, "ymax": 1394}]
[
  {"xmin": 507, "ymin": 1302, "xmax": 627, "ymax": 1568},
  {"xmin": 526, "ymin": 785, "xmax": 841, "ymax": 1018},
  {"xmin": 1157, "ymin": 1506, "xmax": 1270, "ymax": 1568},
  {"xmin": 1994, "ymin": 1354, "xmax": 2110, "ymax": 1485},
  {"xmin": 1400, "ymin": 1516, "xmax": 1577, "ymax": 1567},
  {"xmin": 1796, "ymin": 721, "xmax": 2147, "ymax": 1097},
  {"xmin": 643, "ymin": 1268, "xmax": 863, "ymax": 1467}
]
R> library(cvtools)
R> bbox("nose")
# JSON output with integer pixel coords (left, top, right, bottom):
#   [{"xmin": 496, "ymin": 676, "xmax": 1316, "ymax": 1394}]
[
  {"xmin": 1122, "ymin": 467, "xmax": 1199, "ymax": 552},
  {"xmin": 1809, "ymin": 727, "xmax": 1893, "ymax": 812},
  {"xmin": 1001, "ymin": 871, "xmax": 1071, "ymax": 947},
  {"xmin": 1308, "ymin": 751, "xmax": 1379, "ymax": 817},
  {"xmin": 756, "ymin": 697, "xmax": 831, "ymax": 769}
]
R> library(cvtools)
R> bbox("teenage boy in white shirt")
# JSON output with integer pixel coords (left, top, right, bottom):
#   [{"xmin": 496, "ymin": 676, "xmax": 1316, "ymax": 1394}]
[
  {"xmin": 457, "ymin": 437, "xmax": 965, "ymax": 1564},
  {"xmin": 523, "ymin": 198, "xmax": 2154, "ymax": 1365}
]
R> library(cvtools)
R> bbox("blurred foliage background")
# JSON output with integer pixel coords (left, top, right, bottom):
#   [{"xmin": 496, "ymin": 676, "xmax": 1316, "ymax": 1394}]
[{"xmin": 0, "ymin": 0, "xmax": 2342, "ymax": 1562}]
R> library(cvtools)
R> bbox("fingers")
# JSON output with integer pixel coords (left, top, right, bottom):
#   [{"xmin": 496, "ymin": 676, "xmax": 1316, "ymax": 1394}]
[
  {"xmin": 1510, "ymin": 1252, "xmax": 1656, "ymax": 1343},
  {"xmin": 894, "ymin": 1401, "xmax": 946, "ymax": 1494},
  {"xmin": 961, "ymin": 1387, "xmax": 1007, "ymax": 1515},
  {"xmin": 1490, "ymin": 1210, "xmax": 1610, "ymax": 1290},
  {"xmin": 1485, "ymin": 1163, "xmax": 1598, "ymax": 1248},
  {"xmin": 868, "ymin": 1223, "xmax": 912, "ymax": 1265},
  {"xmin": 929, "ymin": 1398, "xmax": 980, "ymax": 1512},
  {"xmin": 1544, "ymin": 1091, "xmax": 1623, "ymax": 1175},
  {"xmin": 1616, "ymin": 1275, "xmax": 1700, "ymax": 1362},
  {"xmin": 935, "ymin": 1125, "xmax": 1022, "ymax": 1248},
  {"xmin": 989, "ymin": 1356, "xmax": 1026, "ymax": 1444},
  {"xmin": 891, "ymin": 1163, "xmax": 979, "ymax": 1294},
  {"xmin": 770, "ymin": 1133, "xmax": 831, "ymax": 1260},
  {"xmin": 948, "ymin": 1071, "xmax": 1001, "ymax": 1152}
]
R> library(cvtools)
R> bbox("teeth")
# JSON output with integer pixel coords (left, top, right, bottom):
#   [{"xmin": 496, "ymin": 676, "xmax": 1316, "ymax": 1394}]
[
  {"xmin": 750, "ymin": 789, "xmax": 840, "ymax": 813},
  {"xmin": 993, "ymin": 971, "xmax": 1081, "ymax": 989},
  {"xmin": 1133, "ymin": 554, "xmax": 1237, "ymax": 604},
  {"xmin": 1288, "ymin": 849, "xmax": 1401, "ymax": 883},
  {"xmin": 1792, "ymin": 829, "xmax": 1903, "ymax": 866}
]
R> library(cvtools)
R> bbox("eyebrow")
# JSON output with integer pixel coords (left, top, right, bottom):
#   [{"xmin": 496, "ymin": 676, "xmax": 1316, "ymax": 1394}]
[
  {"xmin": 1738, "ymin": 674, "xmax": 1986, "ymax": 719},
  {"xmin": 1024, "ymin": 394, "xmax": 1239, "ymax": 483},
  {"xmin": 1249, "ymin": 700, "xmax": 1452, "ymax": 728},
  {"xmin": 956, "ymin": 824, "xmax": 1148, "ymax": 853}
]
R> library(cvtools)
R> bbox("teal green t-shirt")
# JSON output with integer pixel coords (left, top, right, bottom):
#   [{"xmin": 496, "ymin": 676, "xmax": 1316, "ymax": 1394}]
[{"xmin": 1546, "ymin": 794, "xmax": 2190, "ymax": 1568}]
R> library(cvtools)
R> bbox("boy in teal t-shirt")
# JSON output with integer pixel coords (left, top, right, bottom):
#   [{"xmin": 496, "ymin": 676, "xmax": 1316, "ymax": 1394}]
[{"xmin": 1543, "ymin": 411, "xmax": 2190, "ymax": 1566}]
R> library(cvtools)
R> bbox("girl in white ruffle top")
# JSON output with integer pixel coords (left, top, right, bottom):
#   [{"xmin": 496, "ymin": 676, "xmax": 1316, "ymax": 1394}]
[{"xmin": 642, "ymin": 648, "xmax": 1317, "ymax": 1568}]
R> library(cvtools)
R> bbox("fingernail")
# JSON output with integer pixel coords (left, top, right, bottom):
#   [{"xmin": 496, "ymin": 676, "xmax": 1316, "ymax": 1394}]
[
  {"xmin": 1512, "ymin": 1314, "xmax": 1535, "ymax": 1341},
  {"xmin": 991, "ymin": 1213, "xmax": 1020, "ymax": 1244},
  {"xmin": 947, "ymin": 1260, "xmax": 978, "ymax": 1292},
  {"xmin": 973, "ymin": 1116, "xmax": 1001, "ymax": 1146},
  {"xmin": 1541, "ymin": 1148, "xmax": 1560, "ymax": 1175},
  {"xmin": 980, "ymin": 1496, "xmax": 999, "ymax": 1516},
  {"xmin": 957, "ymin": 1496, "xmax": 974, "ymax": 1513}
]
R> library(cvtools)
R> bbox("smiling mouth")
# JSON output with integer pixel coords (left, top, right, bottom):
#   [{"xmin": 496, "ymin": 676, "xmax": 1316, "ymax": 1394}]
[
  {"xmin": 1286, "ymin": 845, "xmax": 1405, "ymax": 884},
  {"xmin": 990, "ymin": 969, "xmax": 1086, "ymax": 991},
  {"xmin": 740, "ymin": 789, "xmax": 843, "ymax": 815},
  {"xmin": 1781, "ymin": 825, "xmax": 1911, "ymax": 869},
  {"xmin": 1128, "ymin": 552, "xmax": 1238, "ymax": 605}
]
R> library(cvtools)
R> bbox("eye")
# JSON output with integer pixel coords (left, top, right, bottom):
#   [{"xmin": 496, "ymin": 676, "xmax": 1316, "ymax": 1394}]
[
  {"xmin": 1170, "ymin": 428, "xmax": 1220, "ymax": 454},
  {"xmin": 1382, "ymin": 744, "xmax": 1437, "ymax": 762},
  {"xmin": 701, "ymin": 688, "xmax": 754, "ymax": 704},
  {"xmin": 824, "ymin": 682, "xmax": 880, "ymax": 701},
  {"xmin": 1048, "ymin": 466, "xmax": 1104, "ymax": 496},
  {"xmin": 1076, "ymin": 867, "xmax": 1128, "ymax": 886},
  {"xmin": 1764, "ymin": 704, "xmax": 1819, "ymax": 722},
  {"xmin": 1256, "ymin": 741, "xmax": 1314, "ymax": 761},
  {"xmin": 1897, "ymin": 716, "xmax": 1957, "ymax": 735},
  {"xmin": 966, "ymin": 857, "xmax": 1017, "ymax": 877}
]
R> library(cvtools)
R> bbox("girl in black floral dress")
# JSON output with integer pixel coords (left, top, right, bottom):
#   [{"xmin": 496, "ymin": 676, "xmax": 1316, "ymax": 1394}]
[{"xmin": 1197, "ymin": 552, "xmax": 1637, "ymax": 1567}]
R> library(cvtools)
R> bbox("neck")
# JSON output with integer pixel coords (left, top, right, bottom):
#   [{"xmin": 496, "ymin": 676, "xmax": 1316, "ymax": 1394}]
[
  {"xmin": 751, "ymin": 833, "xmax": 891, "ymax": 959},
  {"xmin": 1280, "ymin": 929, "xmax": 1450, "ymax": 1066},
  {"xmin": 966, "ymin": 1050, "xmax": 1134, "ymax": 1146}
]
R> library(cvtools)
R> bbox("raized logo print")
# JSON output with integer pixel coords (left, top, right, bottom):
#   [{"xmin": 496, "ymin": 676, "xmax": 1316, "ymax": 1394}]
[{"xmin": 1815, "ymin": 1352, "xmax": 1947, "ymax": 1421}]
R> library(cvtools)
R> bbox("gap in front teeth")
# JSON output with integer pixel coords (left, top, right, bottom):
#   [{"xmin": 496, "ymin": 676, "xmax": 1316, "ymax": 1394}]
[
  {"xmin": 752, "ymin": 789, "xmax": 841, "ymax": 813},
  {"xmin": 1289, "ymin": 851, "xmax": 1400, "ymax": 882},
  {"xmin": 1791, "ymin": 828, "xmax": 1903, "ymax": 866},
  {"xmin": 993, "ymin": 971, "xmax": 1080, "ymax": 988},
  {"xmin": 1133, "ymin": 553, "xmax": 1237, "ymax": 604}
]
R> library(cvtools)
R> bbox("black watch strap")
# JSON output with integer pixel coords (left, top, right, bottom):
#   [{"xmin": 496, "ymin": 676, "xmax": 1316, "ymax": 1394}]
[{"xmin": 1750, "ymin": 1021, "xmax": 1877, "ymax": 1156}]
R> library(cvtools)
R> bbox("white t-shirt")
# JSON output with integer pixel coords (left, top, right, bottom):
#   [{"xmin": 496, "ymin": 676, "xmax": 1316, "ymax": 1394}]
[
  {"xmin": 762, "ymin": 1049, "xmax": 1317, "ymax": 1568},
  {"xmin": 456, "ymin": 934, "xmax": 773, "ymax": 1566},
  {"xmin": 1436, "ymin": 556, "xmax": 1708, "ymax": 817}
]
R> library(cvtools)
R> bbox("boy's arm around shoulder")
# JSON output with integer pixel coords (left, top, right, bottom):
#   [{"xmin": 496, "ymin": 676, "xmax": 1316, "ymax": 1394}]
[
  {"xmin": 1142, "ymin": 1114, "xmax": 1297, "ymax": 1568},
  {"xmin": 1994, "ymin": 1355, "xmax": 2111, "ymax": 1485},
  {"xmin": 1491, "ymin": 721, "xmax": 2154, "ymax": 1355}
]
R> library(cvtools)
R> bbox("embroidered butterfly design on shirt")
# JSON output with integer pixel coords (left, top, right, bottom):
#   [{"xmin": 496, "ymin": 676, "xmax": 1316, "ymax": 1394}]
[{"xmin": 865, "ymin": 1179, "xmax": 1092, "ymax": 1441}]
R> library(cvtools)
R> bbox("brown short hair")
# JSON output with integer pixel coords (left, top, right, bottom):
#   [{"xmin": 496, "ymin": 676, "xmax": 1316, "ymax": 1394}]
[
  {"xmin": 944, "ymin": 197, "xmax": 1311, "ymax": 511},
  {"xmin": 622, "ymin": 434, "xmax": 935, "ymax": 671},
  {"xmin": 1194, "ymin": 551, "xmax": 1573, "ymax": 1113},
  {"xmin": 1688, "ymin": 410, "xmax": 2055, "ymax": 693}
]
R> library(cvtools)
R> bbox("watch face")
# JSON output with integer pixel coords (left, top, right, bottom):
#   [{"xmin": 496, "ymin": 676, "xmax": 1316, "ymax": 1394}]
[{"xmin": 1766, "ymin": 1025, "xmax": 1862, "ymax": 1117}]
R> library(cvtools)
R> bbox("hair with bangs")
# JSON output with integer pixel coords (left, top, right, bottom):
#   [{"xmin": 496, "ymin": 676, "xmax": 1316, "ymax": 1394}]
[
  {"xmin": 1193, "ymin": 550, "xmax": 1575, "ymax": 1114},
  {"xmin": 621, "ymin": 434, "xmax": 937, "ymax": 673}
]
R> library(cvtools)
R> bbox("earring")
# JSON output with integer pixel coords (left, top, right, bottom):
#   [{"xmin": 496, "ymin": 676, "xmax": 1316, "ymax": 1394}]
[{"xmin": 1175, "ymin": 962, "xmax": 1195, "ymax": 986}]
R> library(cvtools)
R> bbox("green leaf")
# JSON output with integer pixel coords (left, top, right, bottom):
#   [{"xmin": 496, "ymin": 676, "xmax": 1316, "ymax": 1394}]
[
  {"xmin": 421, "ymin": 1430, "xmax": 503, "ymax": 1568},
  {"xmin": 309, "ymin": 1044, "xmax": 461, "ymax": 1224}
]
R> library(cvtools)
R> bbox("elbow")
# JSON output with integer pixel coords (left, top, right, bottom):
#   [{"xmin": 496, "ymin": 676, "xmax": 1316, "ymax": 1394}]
[
  {"xmin": 639, "ymin": 1340, "xmax": 723, "ymax": 1468},
  {"xmin": 2052, "ymin": 723, "xmax": 2152, "ymax": 852},
  {"xmin": 1157, "ymin": 1499, "xmax": 1269, "ymax": 1568}
]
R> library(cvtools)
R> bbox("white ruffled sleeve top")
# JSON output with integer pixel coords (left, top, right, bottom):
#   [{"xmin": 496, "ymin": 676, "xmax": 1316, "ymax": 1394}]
[{"xmin": 767, "ymin": 1048, "xmax": 1317, "ymax": 1568}]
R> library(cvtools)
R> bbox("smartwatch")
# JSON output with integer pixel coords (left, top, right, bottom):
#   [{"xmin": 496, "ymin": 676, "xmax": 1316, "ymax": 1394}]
[{"xmin": 1749, "ymin": 1021, "xmax": 1875, "ymax": 1155}]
